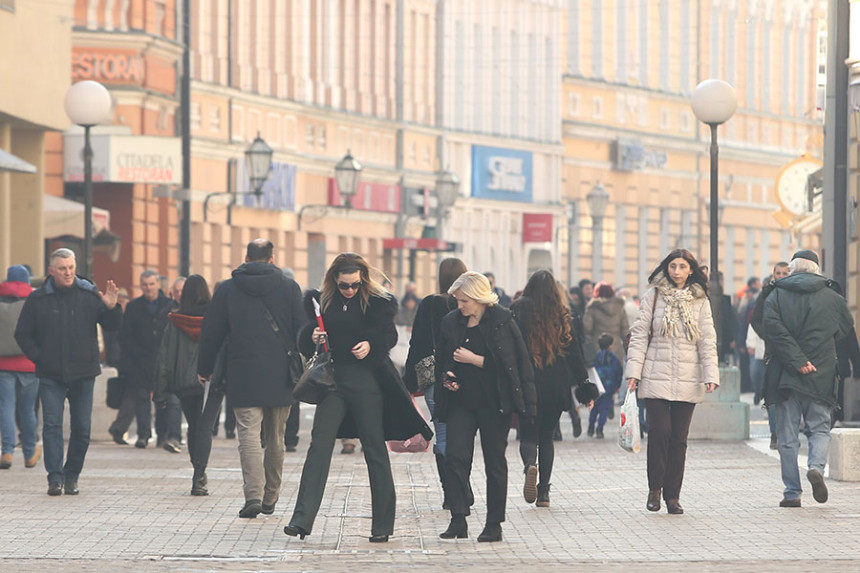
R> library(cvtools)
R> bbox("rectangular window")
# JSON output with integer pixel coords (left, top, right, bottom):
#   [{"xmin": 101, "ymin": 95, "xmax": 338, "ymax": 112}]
[
  {"xmin": 475, "ymin": 23, "xmax": 483, "ymax": 133},
  {"xmin": 726, "ymin": 10, "xmax": 736, "ymax": 87},
  {"xmin": 710, "ymin": 6, "xmax": 720, "ymax": 78},
  {"xmin": 680, "ymin": 0, "xmax": 691, "ymax": 93},
  {"xmin": 568, "ymin": 0, "xmax": 580, "ymax": 75},
  {"xmin": 511, "ymin": 30, "xmax": 519, "ymax": 137},
  {"xmin": 616, "ymin": 0, "xmax": 626, "ymax": 83},
  {"xmin": 796, "ymin": 26, "xmax": 807, "ymax": 116},
  {"xmin": 783, "ymin": 25, "xmax": 792, "ymax": 114},
  {"xmin": 763, "ymin": 21, "xmax": 772, "ymax": 112},
  {"xmin": 455, "ymin": 20, "xmax": 464, "ymax": 128},
  {"xmin": 639, "ymin": 1, "xmax": 649, "ymax": 86},
  {"xmin": 660, "ymin": 0, "xmax": 670, "ymax": 90},
  {"xmin": 592, "ymin": 0, "xmax": 602, "ymax": 78},
  {"xmin": 747, "ymin": 23, "xmax": 757, "ymax": 107},
  {"xmin": 493, "ymin": 26, "xmax": 501, "ymax": 133},
  {"xmin": 530, "ymin": 33, "xmax": 538, "ymax": 138}
]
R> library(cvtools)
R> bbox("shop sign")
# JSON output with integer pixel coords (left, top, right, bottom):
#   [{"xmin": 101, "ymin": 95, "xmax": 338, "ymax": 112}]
[
  {"xmin": 64, "ymin": 134, "xmax": 181, "ymax": 184},
  {"xmin": 327, "ymin": 179, "xmax": 402, "ymax": 213},
  {"xmin": 522, "ymin": 213, "xmax": 553, "ymax": 243},
  {"xmin": 237, "ymin": 161, "xmax": 297, "ymax": 212},
  {"xmin": 471, "ymin": 145, "xmax": 533, "ymax": 203},
  {"xmin": 72, "ymin": 49, "xmax": 145, "ymax": 84}
]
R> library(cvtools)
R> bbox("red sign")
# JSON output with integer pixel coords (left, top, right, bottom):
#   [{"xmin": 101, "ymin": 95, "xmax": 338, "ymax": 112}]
[
  {"xmin": 328, "ymin": 179, "xmax": 401, "ymax": 213},
  {"xmin": 72, "ymin": 49, "xmax": 145, "ymax": 84},
  {"xmin": 522, "ymin": 213, "xmax": 553, "ymax": 243}
]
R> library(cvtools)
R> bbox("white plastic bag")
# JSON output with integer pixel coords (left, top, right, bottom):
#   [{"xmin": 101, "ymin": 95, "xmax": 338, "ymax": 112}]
[
  {"xmin": 618, "ymin": 387, "xmax": 641, "ymax": 453},
  {"xmin": 587, "ymin": 366, "xmax": 606, "ymax": 396}
]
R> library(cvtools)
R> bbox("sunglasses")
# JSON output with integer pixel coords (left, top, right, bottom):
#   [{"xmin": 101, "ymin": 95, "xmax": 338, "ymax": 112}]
[{"xmin": 337, "ymin": 281, "xmax": 362, "ymax": 292}]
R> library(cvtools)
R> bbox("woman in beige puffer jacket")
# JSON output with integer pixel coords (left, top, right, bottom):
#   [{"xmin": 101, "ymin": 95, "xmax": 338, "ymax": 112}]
[{"xmin": 625, "ymin": 248, "xmax": 719, "ymax": 516}]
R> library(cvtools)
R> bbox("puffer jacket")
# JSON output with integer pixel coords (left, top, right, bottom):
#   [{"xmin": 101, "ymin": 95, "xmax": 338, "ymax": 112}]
[
  {"xmin": 624, "ymin": 277, "xmax": 719, "ymax": 403},
  {"xmin": 583, "ymin": 296, "xmax": 630, "ymax": 359}
]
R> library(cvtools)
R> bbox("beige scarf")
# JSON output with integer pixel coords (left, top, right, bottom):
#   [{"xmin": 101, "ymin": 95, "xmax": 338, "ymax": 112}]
[{"xmin": 657, "ymin": 284, "xmax": 700, "ymax": 342}]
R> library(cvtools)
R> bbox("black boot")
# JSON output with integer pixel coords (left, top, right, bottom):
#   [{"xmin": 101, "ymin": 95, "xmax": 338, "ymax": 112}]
[
  {"xmin": 477, "ymin": 522, "xmax": 502, "ymax": 542},
  {"xmin": 191, "ymin": 471, "xmax": 208, "ymax": 496},
  {"xmin": 439, "ymin": 514, "xmax": 468, "ymax": 539},
  {"xmin": 536, "ymin": 484, "xmax": 551, "ymax": 507},
  {"xmin": 434, "ymin": 452, "xmax": 449, "ymax": 510}
]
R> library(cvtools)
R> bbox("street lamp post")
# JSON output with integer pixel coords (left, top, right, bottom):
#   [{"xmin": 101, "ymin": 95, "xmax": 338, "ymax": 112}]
[
  {"xmin": 435, "ymin": 168, "xmax": 460, "ymax": 241},
  {"xmin": 64, "ymin": 80, "xmax": 112, "ymax": 281},
  {"xmin": 566, "ymin": 201, "xmax": 576, "ymax": 287},
  {"xmin": 245, "ymin": 133, "xmax": 274, "ymax": 202},
  {"xmin": 586, "ymin": 182, "xmax": 609, "ymax": 281},
  {"xmin": 334, "ymin": 150, "xmax": 362, "ymax": 208},
  {"xmin": 691, "ymin": 79, "xmax": 738, "ymax": 353}
]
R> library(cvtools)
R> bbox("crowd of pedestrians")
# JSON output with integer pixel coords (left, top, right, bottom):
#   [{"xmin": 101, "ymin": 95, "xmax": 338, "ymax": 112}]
[{"xmin": 1, "ymin": 242, "xmax": 856, "ymax": 543}]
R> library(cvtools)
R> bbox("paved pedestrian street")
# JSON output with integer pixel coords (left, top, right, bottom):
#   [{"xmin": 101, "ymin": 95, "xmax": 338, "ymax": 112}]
[{"xmin": 2, "ymin": 397, "xmax": 860, "ymax": 572}]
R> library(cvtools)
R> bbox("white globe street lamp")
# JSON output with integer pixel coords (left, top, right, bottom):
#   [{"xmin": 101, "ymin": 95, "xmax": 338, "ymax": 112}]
[
  {"xmin": 64, "ymin": 80, "xmax": 112, "ymax": 281},
  {"xmin": 586, "ymin": 182, "xmax": 610, "ymax": 280},
  {"xmin": 691, "ymin": 78, "xmax": 737, "ymax": 352},
  {"xmin": 435, "ymin": 168, "xmax": 460, "ymax": 241}
]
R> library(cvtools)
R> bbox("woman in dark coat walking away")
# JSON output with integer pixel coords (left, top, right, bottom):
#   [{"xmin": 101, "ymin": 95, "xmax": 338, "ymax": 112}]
[
  {"xmin": 155, "ymin": 275, "xmax": 220, "ymax": 496},
  {"xmin": 435, "ymin": 271, "xmax": 536, "ymax": 543},
  {"xmin": 511, "ymin": 270, "xmax": 593, "ymax": 508},
  {"xmin": 284, "ymin": 253, "xmax": 432, "ymax": 543},
  {"xmin": 403, "ymin": 257, "xmax": 467, "ymax": 510}
]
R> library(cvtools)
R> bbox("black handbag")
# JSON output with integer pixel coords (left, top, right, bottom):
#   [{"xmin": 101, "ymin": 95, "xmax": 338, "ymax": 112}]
[
  {"xmin": 106, "ymin": 375, "xmax": 126, "ymax": 409},
  {"xmin": 293, "ymin": 338, "xmax": 336, "ymax": 404}
]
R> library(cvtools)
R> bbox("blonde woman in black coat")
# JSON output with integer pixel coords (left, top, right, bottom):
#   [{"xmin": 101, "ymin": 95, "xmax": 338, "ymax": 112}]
[{"xmin": 435, "ymin": 271, "xmax": 536, "ymax": 542}]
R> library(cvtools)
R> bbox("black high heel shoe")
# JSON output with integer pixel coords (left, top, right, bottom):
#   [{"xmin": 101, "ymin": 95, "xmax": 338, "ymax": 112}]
[
  {"xmin": 283, "ymin": 525, "xmax": 310, "ymax": 539},
  {"xmin": 369, "ymin": 534, "xmax": 389, "ymax": 542},
  {"xmin": 439, "ymin": 515, "xmax": 468, "ymax": 539}
]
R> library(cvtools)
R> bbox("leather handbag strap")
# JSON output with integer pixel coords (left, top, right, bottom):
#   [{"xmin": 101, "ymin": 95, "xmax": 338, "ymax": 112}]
[{"xmin": 256, "ymin": 296, "xmax": 300, "ymax": 359}]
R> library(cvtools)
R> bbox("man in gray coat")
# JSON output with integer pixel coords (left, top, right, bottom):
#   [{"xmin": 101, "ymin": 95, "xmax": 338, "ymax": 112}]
[{"xmin": 763, "ymin": 250, "xmax": 854, "ymax": 508}]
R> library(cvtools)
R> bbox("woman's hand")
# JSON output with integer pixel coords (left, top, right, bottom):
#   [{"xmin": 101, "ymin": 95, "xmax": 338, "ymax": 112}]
[
  {"xmin": 352, "ymin": 340, "xmax": 371, "ymax": 360},
  {"xmin": 627, "ymin": 378, "xmax": 639, "ymax": 391},
  {"xmin": 453, "ymin": 347, "xmax": 483, "ymax": 367},
  {"xmin": 705, "ymin": 383, "xmax": 718, "ymax": 393},
  {"xmin": 586, "ymin": 400, "xmax": 594, "ymax": 411},
  {"xmin": 443, "ymin": 371, "xmax": 459, "ymax": 392},
  {"xmin": 312, "ymin": 327, "xmax": 327, "ymax": 345}
]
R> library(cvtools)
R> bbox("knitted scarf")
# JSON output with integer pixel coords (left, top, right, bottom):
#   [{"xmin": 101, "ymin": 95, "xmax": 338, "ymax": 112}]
[{"xmin": 657, "ymin": 283, "xmax": 700, "ymax": 342}]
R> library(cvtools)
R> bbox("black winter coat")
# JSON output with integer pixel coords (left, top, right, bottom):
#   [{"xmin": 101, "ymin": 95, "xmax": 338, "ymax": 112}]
[
  {"xmin": 434, "ymin": 304, "xmax": 536, "ymax": 422},
  {"xmin": 511, "ymin": 295, "xmax": 589, "ymax": 412},
  {"xmin": 198, "ymin": 262, "xmax": 307, "ymax": 408},
  {"xmin": 298, "ymin": 290, "xmax": 433, "ymax": 441},
  {"xmin": 402, "ymin": 293, "xmax": 457, "ymax": 394},
  {"xmin": 14, "ymin": 276, "xmax": 121, "ymax": 383},
  {"xmin": 119, "ymin": 292, "xmax": 172, "ymax": 391}
]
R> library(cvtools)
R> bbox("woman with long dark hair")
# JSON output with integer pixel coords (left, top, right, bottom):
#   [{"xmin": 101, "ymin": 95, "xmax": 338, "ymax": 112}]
[
  {"xmin": 434, "ymin": 271, "xmax": 536, "ymax": 542},
  {"xmin": 511, "ymin": 270, "xmax": 592, "ymax": 508},
  {"xmin": 155, "ymin": 274, "xmax": 220, "ymax": 496},
  {"xmin": 402, "ymin": 257, "xmax": 468, "ymax": 509},
  {"xmin": 625, "ymin": 249, "xmax": 719, "ymax": 515},
  {"xmin": 284, "ymin": 253, "xmax": 432, "ymax": 543}
]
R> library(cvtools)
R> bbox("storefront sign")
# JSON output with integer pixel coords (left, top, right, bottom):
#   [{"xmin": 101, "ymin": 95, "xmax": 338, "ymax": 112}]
[
  {"xmin": 522, "ymin": 213, "xmax": 553, "ymax": 243},
  {"xmin": 472, "ymin": 145, "xmax": 533, "ymax": 202},
  {"xmin": 63, "ymin": 134, "xmax": 181, "ymax": 185},
  {"xmin": 237, "ymin": 161, "xmax": 297, "ymax": 212},
  {"xmin": 72, "ymin": 49, "xmax": 145, "ymax": 84},
  {"xmin": 328, "ymin": 179, "xmax": 401, "ymax": 213}
]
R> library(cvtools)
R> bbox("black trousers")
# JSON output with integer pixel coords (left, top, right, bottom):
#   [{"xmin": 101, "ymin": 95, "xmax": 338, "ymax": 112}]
[
  {"xmin": 445, "ymin": 399, "xmax": 511, "ymax": 525},
  {"xmin": 284, "ymin": 402, "xmax": 300, "ymax": 448},
  {"xmin": 179, "ymin": 392, "xmax": 222, "ymax": 477},
  {"xmin": 110, "ymin": 385, "xmax": 152, "ymax": 440},
  {"xmin": 519, "ymin": 400, "xmax": 564, "ymax": 487},
  {"xmin": 289, "ymin": 363, "xmax": 394, "ymax": 536},
  {"xmin": 644, "ymin": 398, "xmax": 696, "ymax": 500}
]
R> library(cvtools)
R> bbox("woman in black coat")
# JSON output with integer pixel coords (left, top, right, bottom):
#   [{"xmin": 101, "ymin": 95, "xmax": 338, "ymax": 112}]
[
  {"xmin": 284, "ymin": 253, "xmax": 432, "ymax": 543},
  {"xmin": 511, "ymin": 270, "xmax": 593, "ymax": 508},
  {"xmin": 403, "ymin": 257, "xmax": 467, "ymax": 509},
  {"xmin": 435, "ymin": 271, "xmax": 536, "ymax": 543}
]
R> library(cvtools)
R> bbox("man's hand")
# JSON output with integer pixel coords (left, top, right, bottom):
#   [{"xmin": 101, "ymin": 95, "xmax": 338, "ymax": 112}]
[
  {"xmin": 100, "ymin": 280, "xmax": 119, "ymax": 309},
  {"xmin": 197, "ymin": 374, "xmax": 210, "ymax": 386},
  {"xmin": 799, "ymin": 361, "xmax": 817, "ymax": 375}
]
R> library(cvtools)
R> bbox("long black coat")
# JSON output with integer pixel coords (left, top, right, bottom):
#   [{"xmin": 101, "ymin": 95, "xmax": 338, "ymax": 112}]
[
  {"xmin": 119, "ymin": 292, "xmax": 172, "ymax": 391},
  {"xmin": 511, "ymin": 295, "xmax": 589, "ymax": 412},
  {"xmin": 434, "ymin": 303, "xmax": 537, "ymax": 422},
  {"xmin": 402, "ymin": 293, "xmax": 456, "ymax": 394},
  {"xmin": 198, "ymin": 262, "xmax": 306, "ymax": 408},
  {"xmin": 14, "ymin": 276, "xmax": 121, "ymax": 383},
  {"xmin": 298, "ymin": 289, "xmax": 433, "ymax": 441}
]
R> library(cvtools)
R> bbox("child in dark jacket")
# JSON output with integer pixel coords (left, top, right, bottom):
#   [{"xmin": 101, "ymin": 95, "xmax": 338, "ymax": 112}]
[{"xmin": 588, "ymin": 334, "xmax": 623, "ymax": 439}]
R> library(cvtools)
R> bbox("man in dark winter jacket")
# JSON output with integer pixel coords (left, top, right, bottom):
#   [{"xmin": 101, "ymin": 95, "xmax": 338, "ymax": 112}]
[
  {"xmin": 14, "ymin": 248, "xmax": 120, "ymax": 496},
  {"xmin": 763, "ymin": 250, "xmax": 853, "ymax": 509},
  {"xmin": 109, "ymin": 270, "xmax": 173, "ymax": 450},
  {"xmin": 198, "ymin": 239, "xmax": 306, "ymax": 518}
]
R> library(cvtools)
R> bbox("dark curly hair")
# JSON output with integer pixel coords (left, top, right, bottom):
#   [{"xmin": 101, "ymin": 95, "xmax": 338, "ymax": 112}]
[
  {"xmin": 648, "ymin": 248, "xmax": 709, "ymax": 294},
  {"xmin": 513, "ymin": 269, "xmax": 572, "ymax": 369}
]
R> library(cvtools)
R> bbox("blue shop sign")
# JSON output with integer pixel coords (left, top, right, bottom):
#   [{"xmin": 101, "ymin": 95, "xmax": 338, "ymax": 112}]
[
  {"xmin": 471, "ymin": 145, "xmax": 533, "ymax": 203},
  {"xmin": 238, "ymin": 160, "xmax": 297, "ymax": 211}
]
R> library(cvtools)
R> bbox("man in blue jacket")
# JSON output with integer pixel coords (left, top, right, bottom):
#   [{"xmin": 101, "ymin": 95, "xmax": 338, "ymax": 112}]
[
  {"xmin": 14, "ymin": 248, "xmax": 120, "ymax": 496},
  {"xmin": 198, "ymin": 239, "xmax": 306, "ymax": 518}
]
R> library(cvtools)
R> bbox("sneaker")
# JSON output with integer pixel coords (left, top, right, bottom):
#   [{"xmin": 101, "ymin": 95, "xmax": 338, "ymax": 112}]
[
  {"xmin": 807, "ymin": 469, "xmax": 828, "ymax": 503},
  {"xmin": 47, "ymin": 482, "xmax": 63, "ymax": 496},
  {"xmin": 0, "ymin": 453, "xmax": 12, "ymax": 469},
  {"xmin": 25, "ymin": 444, "xmax": 42, "ymax": 468},
  {"xmin": 779, "ymin": 497, "xmax": 801, "ymax": 508},
  {"xmin": 163, "ymin": 439, "xmax": 181, "ymax": 454},
  {"xmin": 523, "ymin": 465, "xmax": 538, "ymax": 504}
]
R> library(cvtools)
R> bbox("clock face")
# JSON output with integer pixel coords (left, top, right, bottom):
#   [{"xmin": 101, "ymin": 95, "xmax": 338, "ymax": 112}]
[{"xmin": 775, "ymin": 158, "xmax": 822, "ymax": 216}]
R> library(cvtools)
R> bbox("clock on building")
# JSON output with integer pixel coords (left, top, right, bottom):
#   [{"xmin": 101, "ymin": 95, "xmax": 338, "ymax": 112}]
[{"xmin": 774, "ymin": 156, "xmax": 823, "ymax": 217}]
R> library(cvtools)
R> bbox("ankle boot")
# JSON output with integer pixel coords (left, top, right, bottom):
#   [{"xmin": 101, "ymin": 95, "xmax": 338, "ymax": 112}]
[
  {"xmin": 434, "ymin": 452, "xmax": 449, "ymax": 510},
  {"xmin": 439, "ymin": 514, "xmax": 468, "ymax": 539},
  {"xmin": 191, "ymin": 472, "xmax": 209, "ymax": 496},
  {"xmin": 647, "ymin": 490, "xmax": 661, "ymax": 512},
  {"xmin": 477, "ymin": 522, "xmax": 502, "ymax": 542},
  {"xmin": 536, "ymin": 484, "xmax": 551, "ymax": 507}
]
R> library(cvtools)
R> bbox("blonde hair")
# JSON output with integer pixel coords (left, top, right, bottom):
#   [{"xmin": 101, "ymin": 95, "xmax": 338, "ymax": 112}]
[
  {"xmin": 320, "ymin": 252, "xmax": 390, "ymax": 313},
  {"xmin": 448, "ymin": 271, "xmax": 499, "ymax": 305}
]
